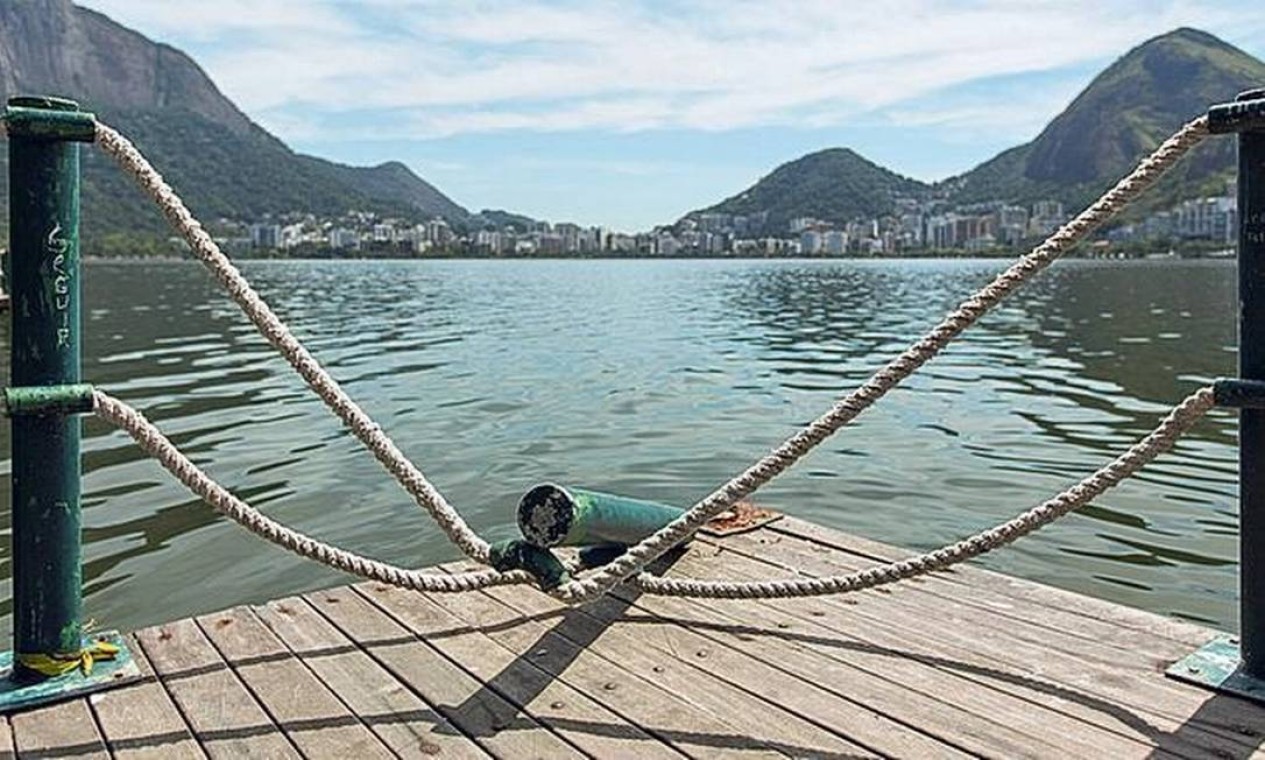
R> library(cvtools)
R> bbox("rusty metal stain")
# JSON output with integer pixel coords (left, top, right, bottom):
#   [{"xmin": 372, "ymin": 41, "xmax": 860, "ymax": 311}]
[{"xmin": 700, "ymin": 500, "xmax": 783, "ymax": 537}]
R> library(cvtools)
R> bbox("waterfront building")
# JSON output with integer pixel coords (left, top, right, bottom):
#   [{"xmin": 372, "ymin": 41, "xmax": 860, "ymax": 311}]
[
  {"xmin": 801, "ymin": 230, "xmax": 824, "ymax": 255},
  {"xmin": 1174, "ymin": 196, "xmax": 1237, "ymax": 242},
  {"xmin": 328, "ymin": 227, "xmax": 359, "ymax": 250},
  {"xmin": 790, "ymin": 217, "xmax": 822, "ymax": 233},
  {"xmin": 474, "ymin": 229, "xmax": 504, "ymax": 254},
  {"xmin": 824, "ymin": 230, "xmax": 848, "ymax": 255},
  {"xmin": 427, "ymin": 218, "xmax": 453, "ymax": 246},
  {"xmin": 1030, "ymin": 200, "xmax": 1067, "ymax": 237},
  {"xmin": 249, "ymin": 223, "xmax": 281, "ymax": 249}
]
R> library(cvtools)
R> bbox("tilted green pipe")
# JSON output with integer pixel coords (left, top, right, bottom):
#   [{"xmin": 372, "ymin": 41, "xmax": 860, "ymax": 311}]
[{"xmin": 517, "ymin": 483, "xmax": 685, "ymax": 548}]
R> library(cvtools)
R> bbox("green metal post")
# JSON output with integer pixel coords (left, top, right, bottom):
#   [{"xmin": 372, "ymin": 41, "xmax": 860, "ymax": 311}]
[
  {"xmin": 1168, "ymin": 88, "xmax": 1265, "ymax": 704},
  {"xmin": 7, "ymin": 96, "xmax": 91, "ymax": 674},
  {"xmin": 0, "ymin": 96, "xmax": 139, "ymax": 709}
]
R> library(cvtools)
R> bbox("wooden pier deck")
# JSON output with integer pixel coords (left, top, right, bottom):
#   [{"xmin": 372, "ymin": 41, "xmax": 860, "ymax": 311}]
[{"xmin": 5, "ymin": 517, "xmax": 1263, "ymax": 759}]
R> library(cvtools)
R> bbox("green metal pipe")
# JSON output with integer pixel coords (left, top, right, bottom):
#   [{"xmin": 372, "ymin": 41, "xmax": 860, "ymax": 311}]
[
  {"xmin": 517, "ymin": 483, "xmax": 685, "ymax": 548},
  {"xmin": 5, "ymin": 96, "xmax": 95, "ymax": 678}
]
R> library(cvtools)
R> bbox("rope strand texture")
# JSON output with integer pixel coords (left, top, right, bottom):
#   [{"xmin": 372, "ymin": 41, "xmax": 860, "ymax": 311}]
[
  {"xmin": 548, "ymin": 115, "xmax": 1211, "ymax": 603},
  {"xmin": 94, "ymin": 386, "xmax": 1213, "ymax": 599},
  {"xmin": 93, "ymin": 391, "xmax": 523, "ymax": 593},
  {"xmin": 93, "ymin": 122, "xmax": 492, "ymax": 564}
]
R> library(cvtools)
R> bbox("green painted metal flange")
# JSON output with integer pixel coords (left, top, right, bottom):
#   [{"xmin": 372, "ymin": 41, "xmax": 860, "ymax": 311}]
[
  {"xmin": 0, "ymin": 631, "xmax": 141, "ymax": 714},
  {"xmin": 1208, "ymin": 88, "xmax": 1265, "ymax": 134},
  {"xmin": 3, "ymin": 97, "xmax": 96, "ymax": 142},
  {"xmin": 1166, "ymin": 634, "xmax": 1265, "ymax": 705},
  {"xmin": 3, "ymin": 384, "xmax": 95, "ymax": 417}
]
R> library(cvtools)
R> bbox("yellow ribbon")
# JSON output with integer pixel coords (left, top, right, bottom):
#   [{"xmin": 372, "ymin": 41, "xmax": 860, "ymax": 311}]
[{"xmin": 18, "ymin": 641, "xmax": 120, "ymax": 677}]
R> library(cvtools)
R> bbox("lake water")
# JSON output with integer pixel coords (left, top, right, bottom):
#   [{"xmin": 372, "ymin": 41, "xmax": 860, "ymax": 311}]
[{"xmin": 0, "ymin": 258, "xmax": 1244, "ymax": 634}]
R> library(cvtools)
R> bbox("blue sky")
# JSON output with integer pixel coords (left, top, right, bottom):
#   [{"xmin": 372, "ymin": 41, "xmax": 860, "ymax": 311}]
[{"xmin": 80, "ymin": 1, "xmax": 1265, "ymax": 231}]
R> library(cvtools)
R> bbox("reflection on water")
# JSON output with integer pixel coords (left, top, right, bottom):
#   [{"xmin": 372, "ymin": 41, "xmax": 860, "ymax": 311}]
[{"xmin": 0, "ymin": 258, "xmax": 1242, "ymax": 633}]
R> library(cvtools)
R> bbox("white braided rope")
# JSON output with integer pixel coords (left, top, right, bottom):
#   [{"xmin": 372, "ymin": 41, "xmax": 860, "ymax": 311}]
[
  {"xmin": 93, "ymin": 123, "xmax": 493, "ymax": 564},
  {"xmin": 93, "ymin": 390, "xmax": 525, "ymax": 592},
  {"xmin": 635, "ymin": 386, "xmax": 1215, "ymax": 598},
  {"xmin": 88, "ymin": 115, "xmax": 1215, "ymax": 603},
  {"xmin": 95, "ymin": 385, "xmax": 1213, "ymax": 599},
  {"xmin": 549, "ymin": 116, "xmax": 1212, "ymax": 603}
]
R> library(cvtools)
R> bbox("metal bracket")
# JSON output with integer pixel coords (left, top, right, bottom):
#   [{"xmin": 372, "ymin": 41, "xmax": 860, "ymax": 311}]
[
  {"xmin": 1212, "ymin": 378, "xmax": 1265, "ymax": 409},
  {"xmin": 3, "ymin": 384, "xmax": 96, "ymax": 417},
  {"xmin": 1208, "ymin": 89, "xmax": 1265, "ymax": 134},
  {"xmin": 2, "ymin": 97, "xmax": 97, "ymax": 142},
  {"xmin": 0, "ymin": 631, "xmax": 141, "ymax": 714},
  {"xmin": 1167, "ymin": 634, "xmax": 1265, "ymax": 705}
]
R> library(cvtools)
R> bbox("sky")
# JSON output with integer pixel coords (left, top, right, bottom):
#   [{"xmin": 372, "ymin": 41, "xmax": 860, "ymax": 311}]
[{"xmin": 78, "ymin": 1, "xmax": 1265, "ymax": 231}]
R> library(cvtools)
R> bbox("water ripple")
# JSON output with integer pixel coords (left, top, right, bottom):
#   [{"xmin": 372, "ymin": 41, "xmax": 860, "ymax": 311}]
[{"xmin": 0, "ymin": 257, "xmax": 1243, "ymax": 633}]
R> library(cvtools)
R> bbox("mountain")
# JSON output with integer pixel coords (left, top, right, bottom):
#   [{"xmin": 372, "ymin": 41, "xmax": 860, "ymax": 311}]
[
  {"xmin": 470, "ymin": 208, "xmax": 541, "ymax": 231},
  {"xmin": 0, "ymin": 0, "xmax": 467, "ymax": 248},
  {"xmin": 689, "ymin": 148, "xmax": 929, "ymax": 234},
  {"xmin": 681, "ymin": 27, "xmax": 1265, "ymax": 234},
  {"xmin": 943, "ymin": 28, "xmax": 1265, "ymax": 211}
]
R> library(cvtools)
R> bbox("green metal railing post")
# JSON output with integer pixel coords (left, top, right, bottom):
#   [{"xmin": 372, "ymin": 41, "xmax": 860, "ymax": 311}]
[
  {"xmin": 1169, "ymin": 88, "xmax": 1265, "ymax": 703},
  {"xmin": 6, "ymin": 95, "xmax": 93, "ymax": 677},
  {"xmin": 0, "ymin": 96, "xmax": 138, "ymax": 710},
  {"xmin": 1235, "ymin": 89, "xmax": 1265, "ymax": 681}
]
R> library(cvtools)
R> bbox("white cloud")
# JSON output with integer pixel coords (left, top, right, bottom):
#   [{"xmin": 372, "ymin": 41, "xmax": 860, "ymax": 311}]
[
  {"xmin": 78, "ymin": 0, "xmax": 1255, "ymax": 140},
  {"xmin": 80, "ymin": 0, "xmax": 347, "ymax": 39}
]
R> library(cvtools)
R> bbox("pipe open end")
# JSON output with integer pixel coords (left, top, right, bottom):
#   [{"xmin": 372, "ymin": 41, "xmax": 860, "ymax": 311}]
[{"xmin": 517, "ymin": 483, "xmax": 577, "ymax": 547}]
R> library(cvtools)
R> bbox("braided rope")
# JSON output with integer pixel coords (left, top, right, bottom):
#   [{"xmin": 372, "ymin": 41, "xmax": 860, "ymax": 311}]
[
  {"xmin": 93, "ymin": 390, "xmax": 525, "ymax": 592},
  {"xmin": 93, "ymin": 123, "xmax": 492, "ymax": 564},
  {"xmin": 95, "ymin": 385, "xmax": 1213, "ymax": 599},
  {"xmin": 549, "ymin": 116, "xmax": 1212, "ymax": 603},
  {"xmin": 634, "ymin": 387, "xmax": 1215, "ymax": 598},
  {"xmin": 88, "ymin": 115, "xmax": 1215, "ymax": 604}
]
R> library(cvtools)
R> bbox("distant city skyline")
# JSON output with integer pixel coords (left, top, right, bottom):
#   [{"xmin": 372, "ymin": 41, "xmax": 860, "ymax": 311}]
[{"xmin": 79, "ymin": 1, "xmax": 1265, "ymax": 231}]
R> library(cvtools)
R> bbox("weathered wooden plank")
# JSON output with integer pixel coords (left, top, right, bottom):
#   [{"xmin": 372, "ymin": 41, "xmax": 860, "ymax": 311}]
[
  {"xmin": 717, "ymin": 526, "xmax": 1198, "ymax": 681},
  {"xmin": 196, "ymin": 606, "xmax": 395, "ymax": 760},
  {"xmin": 10, "ymin": 697, "xmax": 109, "ymax": 759},
  {"xmin": 714, "ymin": 526, "xmax": 1193, "ymax": 664},
  {"xmin": 307, "ymin": 584, "xmax": 585, "ymax": 759},
  {"xmin": 726, "ymin": 522, "xmax": 1211, "ymax": 666},
  {"xmin": 772, "ymin": 516, "xmax": 1216, "ymax": 647},
  {"xmin": 357, "ymin": 581, "xmax": 743, "ymax": 759},
  {"xmin": 0, "ymin": 716, "xmax": 13, "ymax": 759},
  {"xmin": 682, "ymin": 534, "xmax": 1260, "ymax": 758},
  {"xmin": 446, "ymin": 564, "xmax": 945, "ymax": 759},
  {"xmin": 430, "ymin": 569, "xmax": 1053, "ymax": 758},
  {"xmin": 48, "ymin": 513, "xmax": 1260, "ymax": 759},
  {"xmin": 616, "ymin": 545, "xmax": 1179, "ymax": 759},
  {"xmin": 723, "ymin": 520, "xmax": 1265, "ymax": 753},
  {"xmin": 90, "ymin": 633, "xmax": 206, "ymax": 759},
  {"xmin": 255, "ymin": 595, "xmax": 492, "ymax": 759},
  {"xmin": 136, "ymin": 618, "xmax": 299, "ymax": 759}
]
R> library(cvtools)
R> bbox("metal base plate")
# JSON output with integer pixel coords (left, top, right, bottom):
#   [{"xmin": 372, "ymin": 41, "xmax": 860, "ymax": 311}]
[
  {"xmin": 1166, "ymin": 633, "xmax": 1265, "ymax": 705},
  {"xmin": 0, "ymin": 631, "xmax": 141, "ymax": 714},
  {"xmin": 700, "ymin": 501, "xmax": 783, "ymax": 537}
]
